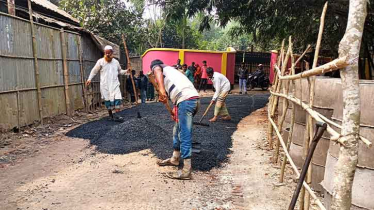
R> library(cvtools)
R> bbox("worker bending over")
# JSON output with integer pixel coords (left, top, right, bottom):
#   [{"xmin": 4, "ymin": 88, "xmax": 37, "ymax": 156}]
[
  {"xmin": 86, "ymin": 45, "xmax": 128, "ymax": 122},
  {"xmin": 207, "ymin": 67, "xmax": 231, "ymax": 122},
  {"xmin": 151, "ymin": 59, "xmax": 200, "ymax": 180}
]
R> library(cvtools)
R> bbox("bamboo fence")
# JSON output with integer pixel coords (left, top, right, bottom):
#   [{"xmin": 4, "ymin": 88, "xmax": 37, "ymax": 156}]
[{"xmin": 268, "ymin": 2, "xmax": 372, "ymax": 209}]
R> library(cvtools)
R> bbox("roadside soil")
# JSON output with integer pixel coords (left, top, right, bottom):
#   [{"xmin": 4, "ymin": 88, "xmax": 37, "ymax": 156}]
[{"xmin": 0, "ymin": 91, "xmax": 298, "ymax": 210}]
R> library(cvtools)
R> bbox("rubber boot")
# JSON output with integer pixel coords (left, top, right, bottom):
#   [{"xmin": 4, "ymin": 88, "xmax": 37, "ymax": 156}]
[
  {"xmin": 157, "ymin": 150, "xmax": 180, "ymax": 166},
  {"xmin": 165, "ymin": 158, "xmax": 192, "ymax": 180}
]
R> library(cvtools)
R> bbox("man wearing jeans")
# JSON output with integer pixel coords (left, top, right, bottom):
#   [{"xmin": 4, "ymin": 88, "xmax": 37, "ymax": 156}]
[
  {"xmin": 238, "ymin": 62, "xmax": 248, "ymax": 94},
  {"xmin": 151, "ymin": 59, "xmax": 199, "ymax": 180},
  {"xmin": 138, "ymin": 71, "xmax": 148, "ymax": 104}
]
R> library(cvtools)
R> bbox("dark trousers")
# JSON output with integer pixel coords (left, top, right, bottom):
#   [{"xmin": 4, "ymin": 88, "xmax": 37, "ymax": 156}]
[{"xmin": 199, "ymin": 78, "xmax": 208, "ymax": 92}]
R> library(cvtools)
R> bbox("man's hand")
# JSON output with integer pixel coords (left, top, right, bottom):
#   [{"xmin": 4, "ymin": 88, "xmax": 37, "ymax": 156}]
[
  {"xmin": 159, "ymin": 94, "xmax": 168, "ymax": 104},
  {"xmin": 211, "ymin": 100, "xmax": 216, "ymax": 104},
  {"xmin": 172, "ymin": 107, "xmax": 177, "ymax": 121},
  {"xmin": 86, "ymin": 80, "xmax": 91, "ymax": 87}
]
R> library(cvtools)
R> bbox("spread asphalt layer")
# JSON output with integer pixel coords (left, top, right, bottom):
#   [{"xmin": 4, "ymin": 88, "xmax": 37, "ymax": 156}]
[{"xmin": 66, "ymin": 94, "xmax": 269, "ymax": 171}]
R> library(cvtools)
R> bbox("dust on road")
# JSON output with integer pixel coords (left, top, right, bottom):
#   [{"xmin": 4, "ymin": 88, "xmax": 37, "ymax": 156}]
[{"xmin": 0, "ymin": 92, "xmax": 296, "ymax": 210}]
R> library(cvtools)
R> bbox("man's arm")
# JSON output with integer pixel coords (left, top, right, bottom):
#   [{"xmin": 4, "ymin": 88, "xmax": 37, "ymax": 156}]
[
  {"xmin": 86, "ymin": 60, "xmax": 101, "ymax": 86},
  {"xmin": 117, "ymin": 62, "xmax": 129, "ymax": 75},
  {"xmin": 153, "ymin": 66, "xmax": 168, "ymax": 104}
]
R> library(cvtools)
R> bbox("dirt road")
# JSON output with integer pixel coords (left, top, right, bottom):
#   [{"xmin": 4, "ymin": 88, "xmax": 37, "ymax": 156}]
[{"xmin": 0, "ymin": 92, "xmax": 296, "ymax": 210}]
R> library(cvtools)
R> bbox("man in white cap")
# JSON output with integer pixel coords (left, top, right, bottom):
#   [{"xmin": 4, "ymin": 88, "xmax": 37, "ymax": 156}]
[{"xmin": 86, "ymin": 45, "xmax": 128, "ymax": 122}]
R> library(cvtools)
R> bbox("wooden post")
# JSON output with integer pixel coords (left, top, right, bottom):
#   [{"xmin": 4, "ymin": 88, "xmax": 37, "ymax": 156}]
[
  {"xmin": 16, "ymin": 59, "xmax": 20, "ymax": 130},
  {"xmin": 279, "ymin": 40, "xmax": 296, "ymax": 183},
  {"xmin": 273, "ymin": 40, "xmax": 291, "ymax": 163},
  {"xmin": 122, "ymin": 34, "xmax": 138, "ymax": 105},
  {"xmin": 7, "ymin": 0, "xmax": 15, "ymax": 15},
  {"xmin": 27, "ymin": 0, "xmax": 43, "ymax": 125},
  {"xmin": 304, "ymin": 3, "xmax": 328, "ymax": 209},
  {"xmin": 60, "ymin": 29, "xmax": 72, "ymax": 116},
  {"xmin": 77, "ymin": 36, "xmax": 88, "ymax": 113},
  {"xmin": 268, "ymin": 40, "xmax": 285, "ymax": 150}
]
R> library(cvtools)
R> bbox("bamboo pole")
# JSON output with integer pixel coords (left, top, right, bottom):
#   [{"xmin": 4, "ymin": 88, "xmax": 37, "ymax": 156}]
[
  {"xmin": 271, "ymin": 40, "xmax": 286, "ymax": 116},
  {"xmin": 27, "ymin": 0, "xmax": 43, "ymax": 125},
  {"xmin": 305, "ymin": 3, "xmax": 328, "ymax": 209},
  {"xmin": 299, "ymin": 62, "xmax": 310, "ymax": 210},
  {"xmin": 280, "ymin": 42, "xmax": 296, "ymax": 183},
  {"xmin": 273, "ymin": 39, "xmax": 291, "ymax": 163},
  {"xmin": 16, "ymin": 59, "xmax": 20, "ymax": 130},
  {"xmin": 122, "ymin": 35, "xmax": 138, "ymax": 105},
  {"xmin": 77, "ymin": 36, "xmax": 88, "ymax": 113},
  {"xmin": 275, "ymin": 56, "xmax": 348, "ymax": 80},
  {"xmin": 268, "ymin": 112, "xmax": 326, "ymax": 210},
  {"xmin": 316, "ymin": 113, "xmax": 371, "ymax": 146},
  {"xmin": 295, "ymin": 45, "xmax": 312, "ymax": 66},
  {"xmin": 267, "ymin": 42, "xmax": 284, "ymax": 149},
  {"xmin": 271, "ymin": 90, "xmax": 371, "ymax": 147},
  {"xmin": 60, "ymin": 29, "xmax": 72, "ymax": 116}
]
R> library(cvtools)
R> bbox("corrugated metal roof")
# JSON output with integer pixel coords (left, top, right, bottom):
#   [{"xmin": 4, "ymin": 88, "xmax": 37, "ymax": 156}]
[{"xmin": 31, "ymin": 0, "xmax": 79, "ymax": 24}]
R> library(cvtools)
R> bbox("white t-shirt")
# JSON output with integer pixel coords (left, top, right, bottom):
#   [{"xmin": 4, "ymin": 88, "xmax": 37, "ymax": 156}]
[
  {"xmin": 211, "ymin": 72, "xmax": 231, "ymax": 101},
  {"xmin": 161, "ymin": 66, "xmax": 199, "ymax": 105}
]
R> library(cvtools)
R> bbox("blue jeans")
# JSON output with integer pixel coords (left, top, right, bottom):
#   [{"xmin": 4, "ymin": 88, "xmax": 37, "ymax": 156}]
[
  {"xmin": 239, "ymin": 78, "xmax": 247, "ymax": 93},
  {"xmin": 140, "ymin": 89, "xmax": 147, "ymax": 103},
  {"xmin": 173, "ymin": 99, "xmax": 199, "ymax": 159}
]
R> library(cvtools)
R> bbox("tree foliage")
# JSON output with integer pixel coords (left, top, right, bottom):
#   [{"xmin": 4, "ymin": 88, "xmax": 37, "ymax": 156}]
[
  {"xmin": 59, "ymin": 0, "xmax": 147, "ymax": 55},
  {"xmin": 156, "ymin": 0, "xmax": 374, "ymax": 55}
]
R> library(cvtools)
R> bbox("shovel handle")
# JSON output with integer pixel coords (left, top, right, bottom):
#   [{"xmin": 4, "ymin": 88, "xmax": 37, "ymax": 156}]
[{"xmin": 199, "ymin": 101, "xmax": 214, "ymax": 123}]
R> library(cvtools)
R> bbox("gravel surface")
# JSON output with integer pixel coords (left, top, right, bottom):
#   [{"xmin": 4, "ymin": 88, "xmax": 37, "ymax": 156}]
[{"xmin": 66, "ymin": 94, "xmax": 269, "ymax": 171}]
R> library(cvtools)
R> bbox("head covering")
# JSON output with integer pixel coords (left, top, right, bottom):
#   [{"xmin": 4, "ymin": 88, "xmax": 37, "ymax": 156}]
[
  {"xmin": 104, "ymin": 45, "xmax": 113, "ymax": 51},
  {"xmin": 150, "ymin": 59, "xmax": 164, "ymax": 70}
]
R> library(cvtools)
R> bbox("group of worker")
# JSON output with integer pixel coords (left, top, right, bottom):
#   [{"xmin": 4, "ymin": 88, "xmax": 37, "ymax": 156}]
[
  {"xmin": 125, "ymin": 70, "xmax": 155, "ymax": 104},
  {"xmin": 173, "ymin": 59, "xmax": 210, "ymax": 92},
  {"xmin": 86, "ymin": 45, "xmax": 232, "ymax": 180}
]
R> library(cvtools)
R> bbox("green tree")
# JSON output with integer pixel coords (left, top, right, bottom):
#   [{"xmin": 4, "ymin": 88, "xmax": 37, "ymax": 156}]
[
  {"xmin": 157, "ymin": 0, "xmax": 374, "ymax": 55},
  {"xmin": 59, "ymin": 0, "xmax": 147, "ymax": 55}
]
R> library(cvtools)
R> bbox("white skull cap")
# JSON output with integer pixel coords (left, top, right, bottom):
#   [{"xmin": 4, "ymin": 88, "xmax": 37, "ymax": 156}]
[{"xmin": 104, "ymin": 45, "xmax": 113, "ymax": 51}]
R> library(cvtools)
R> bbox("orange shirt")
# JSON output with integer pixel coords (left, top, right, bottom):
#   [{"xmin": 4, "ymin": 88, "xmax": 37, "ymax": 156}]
[{"xmin": 194, "ymin": 66, "xmax": 202, "ymax": 78}]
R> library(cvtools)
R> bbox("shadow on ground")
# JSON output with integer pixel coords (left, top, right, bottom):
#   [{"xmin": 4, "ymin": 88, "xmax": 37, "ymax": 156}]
[{"xmin": 66, "ymin": 94, "xmax": 269, "ymax": 171}]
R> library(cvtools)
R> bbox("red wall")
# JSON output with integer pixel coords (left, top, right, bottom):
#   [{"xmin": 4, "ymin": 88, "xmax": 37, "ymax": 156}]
[
  {"xmin": 142, "ymin": 50, "xmax": 179, "ymax": 74},
  {"xmin": 142, "ymin": 50, "xmax": 235, "ymax": 84},
  {"xmin": 226, "ymin": 53, "xmax": 236, "ymax": 84}
]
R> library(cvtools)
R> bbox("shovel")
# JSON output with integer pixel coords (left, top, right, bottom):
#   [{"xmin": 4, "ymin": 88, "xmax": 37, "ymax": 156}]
[
  {"xmin": 193, "ymin": 101, "xmax": 214, "ymax": 127},
  {"xmin": 288, "ymin": 121, "xmax": 327, "ymax": 210}
]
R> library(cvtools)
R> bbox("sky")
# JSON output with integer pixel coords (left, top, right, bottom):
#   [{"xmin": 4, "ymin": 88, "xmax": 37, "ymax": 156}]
[{"xmin": 123, "ymin": 0, "xmax": 161, "ymax": 20}]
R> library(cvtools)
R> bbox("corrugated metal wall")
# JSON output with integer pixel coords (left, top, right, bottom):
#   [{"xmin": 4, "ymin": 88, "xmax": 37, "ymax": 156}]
[{"xmin": 0, "ymin": 13, "xmax": 102, "ymax": 130}]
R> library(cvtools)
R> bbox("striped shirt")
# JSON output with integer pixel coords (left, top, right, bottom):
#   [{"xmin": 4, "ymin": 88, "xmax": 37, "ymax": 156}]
[{"xmin": 162, "ymin": 66, "xmax": 199, "ymax": 105}]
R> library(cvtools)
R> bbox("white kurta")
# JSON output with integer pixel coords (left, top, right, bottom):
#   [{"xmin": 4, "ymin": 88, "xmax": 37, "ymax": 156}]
[
  {"xmin": 88, "ymin": 58, "xmax": 127, "ymax": 102},
  {"xmin": 211, "ymin": 72, "xmax": 231, "ymax": 101}
]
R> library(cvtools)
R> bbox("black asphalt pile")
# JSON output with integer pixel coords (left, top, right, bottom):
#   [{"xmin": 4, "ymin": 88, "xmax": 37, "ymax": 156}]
[{"xmin": 66, "ymin": 94, "xmax": 269, "ymax": 171}]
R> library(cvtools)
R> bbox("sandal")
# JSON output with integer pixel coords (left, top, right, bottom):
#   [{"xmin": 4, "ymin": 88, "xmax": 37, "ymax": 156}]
[
  {"xmin": 163, "ymin": 170, "xmax": 191, "ymax": 180},
  {"xmin": 157, "ymin": 158, "xmax": 179, "ymax": 167}
]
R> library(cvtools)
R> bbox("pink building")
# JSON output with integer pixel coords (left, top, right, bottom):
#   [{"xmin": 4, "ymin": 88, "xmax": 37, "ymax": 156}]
[{"xmin": 142, "ymin": 48, "xmax": 237, "ymax": 84}]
